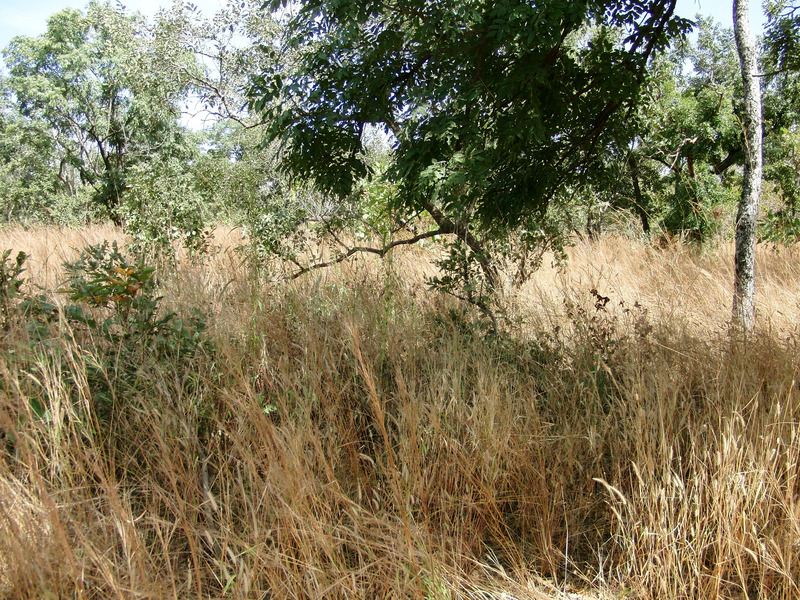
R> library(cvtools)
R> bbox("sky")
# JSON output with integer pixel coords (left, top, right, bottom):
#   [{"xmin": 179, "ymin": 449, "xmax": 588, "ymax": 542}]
[
  {"xmin": 0, "ymin": 0, "xmax": 769, "ymax": 59},
  {"xmin": 678, "ymin": 0, "xmax": 767, "ymax": 31},
  {"xmin": 0, "ymin": 0, "xmax": 225, "ymax": 52}
]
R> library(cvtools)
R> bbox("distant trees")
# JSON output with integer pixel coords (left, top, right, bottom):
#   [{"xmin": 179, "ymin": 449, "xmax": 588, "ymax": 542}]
[
  {"xmin": 0, "ymin": 90, "xmax": 73, "ymax": 223},
  {"xmin": 593, "ymin": 17, "xmax": 743, "ymax": 242},
  {"xmin": 2, "ymin": 3, "xmax": 193, "ymax": 224},
  {"xmin": 581, "ymin": 7, "xmax": 800, "ymax": 257},
  {"xmin": 0, "ymin": 0, "xmax": 282, "ymax": 253}
]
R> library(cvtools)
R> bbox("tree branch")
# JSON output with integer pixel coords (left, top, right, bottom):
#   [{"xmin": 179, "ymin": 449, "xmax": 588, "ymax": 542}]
[
  {"xmin": 288, "ymin": 229, "xmax": 443, "ymax": 279},
  {"xmin": 713, "ymin": 147, "xmax": 742, "ymax": 174}
]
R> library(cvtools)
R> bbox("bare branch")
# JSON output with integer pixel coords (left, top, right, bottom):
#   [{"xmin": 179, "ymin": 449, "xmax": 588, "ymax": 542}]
[{"xmin": 288, "ymin": 229, "xmax": 443, "ymax": 279}]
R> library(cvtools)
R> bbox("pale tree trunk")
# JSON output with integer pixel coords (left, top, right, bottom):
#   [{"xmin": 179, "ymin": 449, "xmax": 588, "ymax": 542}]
[{"xmin": 732, "ymin": 0, "xmax": 763, "ymax": 330}]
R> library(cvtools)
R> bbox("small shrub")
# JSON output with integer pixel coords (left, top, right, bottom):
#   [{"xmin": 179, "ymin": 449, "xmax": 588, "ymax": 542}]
[
  {"xmin": 0, "ymin": 250, "xmax": 27, "ymax": 332},
  {"xmin": 57, "ymin": 242, "xmax": 211, "ymax": 417},
  {"xmin": 4, "ymin": 241, "xmax": 213, "ymax": 425}
]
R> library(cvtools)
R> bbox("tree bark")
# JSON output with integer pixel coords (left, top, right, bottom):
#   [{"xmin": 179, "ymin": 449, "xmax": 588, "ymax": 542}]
[
  {"xmin": 732, "ymin": 0, "xmax": 763, "ymax": 330},
  {"xmin": 712, "ymin": 147, "xmax": 742, "ymax": 175},
  {"xmin": 628, "ymin": 153, "xmax": 651, "ymax": 235}
]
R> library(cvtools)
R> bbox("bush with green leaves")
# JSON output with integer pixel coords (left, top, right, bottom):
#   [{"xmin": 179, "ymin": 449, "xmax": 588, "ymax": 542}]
[
  {"xmin": 761, "ymin": 127, "xmax": 800, "ymax": 244},
  {"xmin": 8, "ymin": 242, "xmax": 212, "ymax": 424},
  {"xmin": 121, "ymin": 159, "xmax": 209, "ymax": 258},
  {"xmin": 60, "ymin": 241, "xmax": 210, "ymax": 355},
  {"xmin": 660, "ymin": 170, "xmax": 734, "ymax": 241},
  {"xmin": 0, "ymin": 249, "xmax": 27, "ymax": 331}
]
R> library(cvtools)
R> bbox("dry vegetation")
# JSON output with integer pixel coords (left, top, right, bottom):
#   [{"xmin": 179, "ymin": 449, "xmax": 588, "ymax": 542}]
[{"xmin": 0, "ymin": 225, "xmax": 798, "ymax": 599}]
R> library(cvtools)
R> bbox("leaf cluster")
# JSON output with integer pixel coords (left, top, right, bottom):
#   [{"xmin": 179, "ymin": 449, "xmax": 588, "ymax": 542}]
[{"xmin": 254, "ymin": 0, "xmax": 691, "ymax": 230}]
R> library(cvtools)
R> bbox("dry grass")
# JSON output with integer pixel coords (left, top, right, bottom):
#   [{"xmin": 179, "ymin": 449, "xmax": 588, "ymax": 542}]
[
  {"xmin": 0, "ymin": 225, "xmax": 798, "ymax": 599},
  {"xmin": 0, "ymin": 224, "xmax": 124, "ymax": 291},
  {"xmin": 509, "ymin": 235, "xmax": 800, "ymax": 336}
]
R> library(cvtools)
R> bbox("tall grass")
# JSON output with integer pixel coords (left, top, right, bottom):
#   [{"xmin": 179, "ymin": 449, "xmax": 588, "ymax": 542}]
[{"xmin": 0, "ymin": 226, "xmax": 798, "ymax": 599}]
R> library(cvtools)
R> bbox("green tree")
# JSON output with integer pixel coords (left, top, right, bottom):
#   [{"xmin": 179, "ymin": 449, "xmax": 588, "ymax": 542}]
[
  {"xmin": 2, "ymin": 2, "xmax": 195, "ymax": 225},
  {"xmin": 760, "ymin": 1, "xmax": 800, "ymax": 242},
  {"xmin": 765, "ymin": 0, "xmax": 800, "ymax": 71},
  {"xmin": 152, "ymin": 0, "xmax": 279, "ymax": 128},
  {"xmin": 620, "ymin": 19, "xmax": 742, "ymax": 241},
  {"xmin": 148, "ymin": 0, "xmax": 301, "ymax": 258},
  {"xmin": 249, "ymin": 0, "xmax": 691, "ymax": 303},
  {"xmin": 0, "ymin": 86, "xmax": 91, "ymax": 224}
]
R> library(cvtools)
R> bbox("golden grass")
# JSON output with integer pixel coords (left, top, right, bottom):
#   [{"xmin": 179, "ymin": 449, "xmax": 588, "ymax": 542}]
[
  {"xmin": 0, "ymin": 225, "xmax": 798, "ymax": 599},
  {"xmin": 505, "ymin": 236, "xmax": 800, "ymax": 337},
  {"xmin": 0, "ymin": 224, "xmax": 124, "ymax": 291}
]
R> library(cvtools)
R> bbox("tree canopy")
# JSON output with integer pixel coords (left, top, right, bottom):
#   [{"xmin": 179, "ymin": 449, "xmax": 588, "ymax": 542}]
[
  {"xmin": 2, "ymin": 2, "xmax": 195, "ymax": 223},
  {"xmin": 249, "ymin": 0, "xmax": 692, "ymax": 292}
]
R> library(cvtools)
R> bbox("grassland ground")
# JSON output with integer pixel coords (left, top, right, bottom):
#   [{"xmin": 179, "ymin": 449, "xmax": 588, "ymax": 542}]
[{"xmin": 0, "ymin": 225, "xmax": 798, "ymax": 599}]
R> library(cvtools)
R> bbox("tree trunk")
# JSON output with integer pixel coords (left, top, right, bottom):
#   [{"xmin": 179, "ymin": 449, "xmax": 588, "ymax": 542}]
[
  {"xmin": 732, "ymin": 0, "xmax": 763, "ymax": 330},
  {"xmin": 628, "ymin": 153, "xmax": 651, "ymax": 235},
  {"xmin": 420, "ymin": 199, "xmax": 499, "ymax": 290}
]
